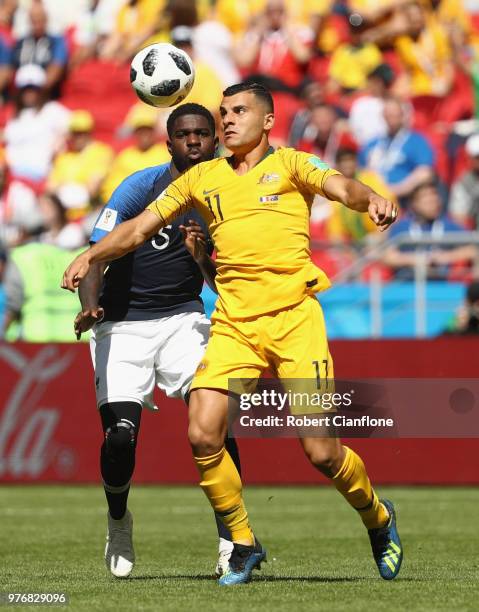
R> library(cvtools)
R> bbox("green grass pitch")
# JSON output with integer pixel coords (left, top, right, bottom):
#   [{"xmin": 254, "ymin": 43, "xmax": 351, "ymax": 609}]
[{"xmin": 1, "ymin": 485, "xmax": 478, "ymax": 611}]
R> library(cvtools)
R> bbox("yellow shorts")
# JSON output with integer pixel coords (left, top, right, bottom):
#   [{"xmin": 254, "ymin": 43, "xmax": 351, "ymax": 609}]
[{"xmin": 190, "ymin": 296, "xmax": 334, "ymax": 405}]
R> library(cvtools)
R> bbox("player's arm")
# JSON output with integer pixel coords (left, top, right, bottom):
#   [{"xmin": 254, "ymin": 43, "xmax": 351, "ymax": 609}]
[
  {"xmin": 74, "ymin": 262, "xmax": 107, "ymax": 340},
  {"xmin": 323, "ymin": 174, "xmax": 397, "ymax": 231},
  {"xmin": 290, "ymin": 151, "xmax": 398, "ymax": 232},
  {"xmin": 180, "ymin": 219, "xmax": 217, "ymax": 292},
  {"xmin": 62, "ymin": 173, "xmax": 193, "ymax": 291},
  {"xmin": 62, "ymin": 210, "xmax": 163, "ymax": 291}
]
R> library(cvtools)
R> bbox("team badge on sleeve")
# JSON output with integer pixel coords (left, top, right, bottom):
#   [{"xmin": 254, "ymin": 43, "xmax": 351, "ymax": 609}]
[
  {"xmin": 308, "ymin": 156, "xmax": 330, "ymax": 170},
  {"xmin": 258, "ymin": 173, "xmax": 280, "ymax": 184},
  {"xmin": 95, "ymin": 208, "xmax": 118, "ymax": 232}
]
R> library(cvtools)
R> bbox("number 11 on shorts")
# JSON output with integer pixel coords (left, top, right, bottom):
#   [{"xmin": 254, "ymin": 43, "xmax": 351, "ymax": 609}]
[{"xmin": 312, "ymin": 359, "xmax": 329, "ymax": 390}]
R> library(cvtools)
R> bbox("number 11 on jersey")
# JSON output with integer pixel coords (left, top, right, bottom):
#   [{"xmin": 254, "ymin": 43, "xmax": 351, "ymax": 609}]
[{"xmin": 205, "ymin": 194, "xmax": 224, "ymax": 222}]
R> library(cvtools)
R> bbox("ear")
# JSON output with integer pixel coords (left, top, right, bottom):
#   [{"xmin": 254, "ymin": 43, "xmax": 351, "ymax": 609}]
[
  {"xmin": 214, "ymin": 136, "xmax": 219, "ymax": 151},
  {"xmin": 264, "ymin": 112, "xmax": 275, "ymax": 131},
  {"xmin": 166, "ymin": 139, "xmax": 172, "ymax": 155}
]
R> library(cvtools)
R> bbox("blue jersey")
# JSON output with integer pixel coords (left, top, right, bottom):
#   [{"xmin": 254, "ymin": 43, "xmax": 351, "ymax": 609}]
[{"xmin": 90, "ymin": 163, "xmax": 211, "ymax": 322}]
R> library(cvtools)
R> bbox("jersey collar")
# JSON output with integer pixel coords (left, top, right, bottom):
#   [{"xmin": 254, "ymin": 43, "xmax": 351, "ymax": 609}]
[{"xmin": 226, "ymin": 145, "xmax": 275, "ymax": 168}]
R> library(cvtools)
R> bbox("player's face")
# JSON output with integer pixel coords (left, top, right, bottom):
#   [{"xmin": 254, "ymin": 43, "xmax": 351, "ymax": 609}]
[
  {"xmin": 337, "ymin": 154, "xmax": 357, "ymax": 178},
  {"xmin": 412, "ymin": 186, "xmax": 441, "ymax": 221},
  {"xmin": 220, "ymin": 92, "xmax": 274, "ymax": 153},
  {"xmin": 167, "ymin": 114, "xmax": 217, "ymax": 172}
]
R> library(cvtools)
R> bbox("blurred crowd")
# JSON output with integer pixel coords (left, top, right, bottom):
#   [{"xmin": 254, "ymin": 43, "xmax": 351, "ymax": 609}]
[{"xmin": 1, "ymin": 0, "xmax": 479, "ymax": 340}]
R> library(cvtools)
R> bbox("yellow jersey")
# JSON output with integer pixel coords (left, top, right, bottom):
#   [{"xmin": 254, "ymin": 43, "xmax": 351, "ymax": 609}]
[
  {"xmin": 395, "ymin": 17, "xmax": 451, "ymax": 96},
  {"xmin": 49, "ymin": 141, "xmax": 114, "ymax": 190},
  {"xmin": 148, "ymin": 147, "xmax": 339, "ymax": 319}
]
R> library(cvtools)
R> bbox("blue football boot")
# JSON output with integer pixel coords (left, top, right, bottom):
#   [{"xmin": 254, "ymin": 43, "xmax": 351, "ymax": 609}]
[
  {"xmin": 368, "ymin": 499, "xmax": 403, "ymax": 580},
  {"xmin": 218, "ymin": 538, "xmax": 267, "ymax": 586}
]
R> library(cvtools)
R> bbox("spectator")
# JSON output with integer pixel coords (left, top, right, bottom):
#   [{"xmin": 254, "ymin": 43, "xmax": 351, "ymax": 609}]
[
  {"xmin": 3, "ymin": 64, "xmax": 70, "ymax": 185},
  {"xmin": 1, "ymin": 234, "xmax": 86, "ymax": 342},
  {"xmin": 311, "ymin": 147, "xmax": 395, "ymax": 243},
  {"xmin": 0, "ymin": 33, "xmax": 11, "ymax": 95},
  {"xmin": 328, "ymin": 13, "xmax": 382, "ymax": 93},
  {"xmin": 101, "ymin": 104, "xmax": 169, "ymax": 202},
  {"xmin": 38, "ymin": 191, "xmax": 86, "ymax": 249},
  {"xmin": 48, "ymin": 110, "xmax": 113, "ymax": 204},
  {"xmin": 348, "ymin": 0, "xmax": 407, "ymax": 26},
  {"xmin": 100, "ymin": 0, "xmax": 162, "ymax": 63},
  {"xmin": 0, "ymin": 154, "xmax": 7, "ymax": 232},
  {"xmin": 395, "ymin": 1, "xmax": 453, "ymax": 98},
  {"xmin": 0, "ymin": 245, "xmax": 6, "ymax": 330},
  {"xmin": 444, "ymin": 280, "xmax": 479, "ymax": 335},
  {"xmin": 170, "ymin": 25, "xmax": 224, "ymax": 114},
  {"xmin": 359, "ymin": 97, "xmax": 435, "ymax": 203},
  {"xmin": 288, "ymin": 78, "xmax": 339, "ymax": 148},
  {"xmin": 10, "ymin": 2, "xmax": 68, "ymax": 94},
  {"xmin": 0, "ymin": 0, "xmax": 17, "ymax": 45},
  {"xmin": 55, "ymin": 183, "xmax": 91, "ymax": 223},
  {"xmin": 235, "ymin": 0, "xmax": 314, "ymax": 91},
  {"xmin": 384, "ymin": 181, "xmax": 477, "ymax": 279},
  {"xmin": 0, "ymin": 200, "xmax": 41, "ymax": 339},
  {"xmin": 431, "ymin": 0, "xmax": 471, "ymax": 66},
  {"xmin": 214, "ymin": 0, "xmax": 265, "ymax": 36},
  {"xmin": 0, "ymin": 0, "xmax": 15, "ymax": 96},
  {"xmin": 309, "ymin": 1, "xmax": 346, "ymax": 60},
  {"xmin": 349, "ymin": 63, "xmax": 394, "ymax": 146},
  {"xmin": 0, "ymin": 166, "xmax": 40, "ymax": 248},
  {"xmin": 297, "ymin": 103, "xmax": 355, "ymax": 166},
  {"xmin": 348, "ymin": 1, "xmax": 412, "ymax": 48},
  {"xmin": 449, "ymin": 133, "xmax": 479, "ymax": 230},
  {"xmin": 193, "ymin": 4, "xmax": 240, "ymax": 87},
  {"xmin": 69, "ymin": 0, "xmax": 123, "ymax": 69}
]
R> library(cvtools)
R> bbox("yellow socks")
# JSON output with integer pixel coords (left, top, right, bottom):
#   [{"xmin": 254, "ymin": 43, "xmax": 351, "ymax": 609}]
[
  {"xmin": 195, "ymin": 444, "xmax": 387, "ymax": 540},
  {"xmin": 194, "ymin": 446, "xmax": 254, "ymax": 545},
  {"xmin": 332, "ymin": 446, "xmax": 389, "ymax": 530}
]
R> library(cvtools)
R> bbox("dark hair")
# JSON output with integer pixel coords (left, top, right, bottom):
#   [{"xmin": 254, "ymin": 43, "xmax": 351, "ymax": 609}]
[
  {"xmin": 222, "ymin": 82, "xmax": 274, "ymax": 113},
  {"xmin": 14, "ymin": 86, "xmax": 46, "ymax": 117},
  {"xmin": 410, "ymin": 180, "xmax": 438, "ymax": 201},
  {"xmin": 45, "ymin": 192, "xmax": 68, "ymax": 226},
  {"xmin": 367, "ymin": 63, "xmax": 394, "ymax": 87},
  {"xmin": 311, "ymin": 101, "xmax": 337, "ymax": 115},
  {"xmin": 166, "ymin": 103, "xmax": 215, "ymax": 137},
  {"xmin": 336, "ymin": 148, "xmax": 357, "ymax": 163},
  {"xmin": 466, "ymin": 280, "xmax": 479, "ymax": 303}
]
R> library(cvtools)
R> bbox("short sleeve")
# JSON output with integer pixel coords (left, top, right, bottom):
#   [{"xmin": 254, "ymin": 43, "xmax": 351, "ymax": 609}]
[
  {"xmin": 408, "ymin": 133, "xmax": 434, "ymax": 167},
  {"xmin": 51, "ymin": 36, "xmax": 68, "ymax": 65},
  {"xmin": 90, "ymin": 204, "xmax": 121, "ymax": 243},
  {"xmin": 147, "ymin": 168, "xmax": 194, "ymax": 225},
  {"xmin": 358, "ymin": 141, "xmax": 373, "ymax": 168},
  {"xmin": 90, "ymin": 168, "xmax": 163, "ymax": 243},
  {"xmin": 0, "ymin": 38, "xmax": 11, "ymax": 66},
  {"xmin": 281, "ymin": 148, "xmax": 340, "ymax": 196},
  {"xmin": 4, "ymin": 259, "xmax": 24, "ymax": 313}
]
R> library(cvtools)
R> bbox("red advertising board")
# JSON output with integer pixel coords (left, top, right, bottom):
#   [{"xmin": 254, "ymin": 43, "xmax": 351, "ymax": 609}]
[{"xmin": 0, "ymin": 339, "xmax": 478, "ymax": 484}]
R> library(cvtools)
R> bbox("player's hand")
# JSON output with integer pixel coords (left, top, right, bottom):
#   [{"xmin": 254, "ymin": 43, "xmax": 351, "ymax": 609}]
[
  {"xmin": 74, "ymin": 307, "xmax": 104, "ymax": 340},
  {"xmin": 368, "ymin": 194, "xmax": 398, "ymax": 232},
  {"xmin": 62, "ymin": 251, "xmax": 91, "ymax": 292},
  {"xmin": 180, "ymin": 220, "xmax": 208, "ymax": 263}
]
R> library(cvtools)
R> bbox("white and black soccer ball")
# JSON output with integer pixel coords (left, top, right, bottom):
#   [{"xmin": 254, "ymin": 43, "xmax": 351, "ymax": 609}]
[{"xmin": 130, "ymin": 43, "xmax": 195, "ymax": 108}]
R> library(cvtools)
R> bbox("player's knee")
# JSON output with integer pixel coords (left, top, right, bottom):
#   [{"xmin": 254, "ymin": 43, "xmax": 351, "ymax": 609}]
[
  {"xmin": 188, "ymin": 423, "xmax": 224, "ymax": 456},
  {"xmin": 104, "ymin": 419, "xmax": 137, "ymax": 459},
  {"xmin": 304, "ymin": 443, "xmax": 343, "ymax": 476}
]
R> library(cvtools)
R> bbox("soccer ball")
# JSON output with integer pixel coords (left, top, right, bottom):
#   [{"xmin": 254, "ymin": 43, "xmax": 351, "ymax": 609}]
[{"xmin": 130, "ymin": 43, "xmax": 195, "ymax": 108}]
